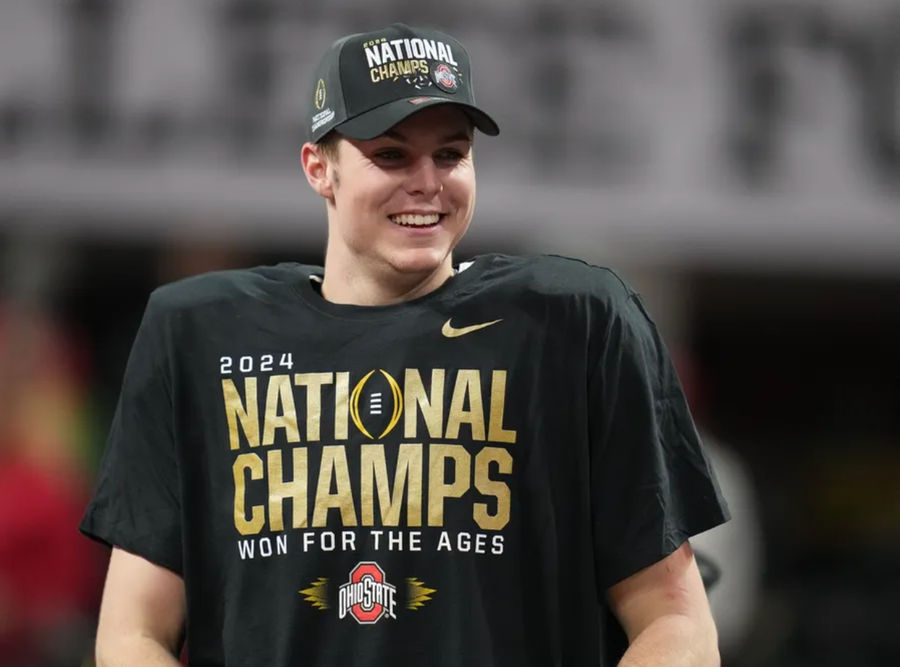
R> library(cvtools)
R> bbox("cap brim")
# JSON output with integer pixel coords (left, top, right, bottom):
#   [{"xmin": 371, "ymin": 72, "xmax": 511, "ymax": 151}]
[{"xmin": 335, "ymin": 98, "xmax": 499, "ymax": 140}]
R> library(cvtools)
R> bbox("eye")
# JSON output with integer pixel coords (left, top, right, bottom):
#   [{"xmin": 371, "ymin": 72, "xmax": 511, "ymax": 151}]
[
  {"xmin": 373, "ymin": 148, "xmax": 405, "ymax": 163},
  {"xmin": 435, "ymin": 147, "xmax": 466, "ymax": 164}
]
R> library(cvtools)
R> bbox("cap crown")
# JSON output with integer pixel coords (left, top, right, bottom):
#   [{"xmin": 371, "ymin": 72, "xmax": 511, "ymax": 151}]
[{"xmin": 307, "ymin": 23, "xmax": 478, "ymax": 142}]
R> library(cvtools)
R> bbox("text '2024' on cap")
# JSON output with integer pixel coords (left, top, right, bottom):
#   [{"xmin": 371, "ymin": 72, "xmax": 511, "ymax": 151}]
[{"xmin": 306, "ymin": 23, "xmax": 500, "ymax": 143}]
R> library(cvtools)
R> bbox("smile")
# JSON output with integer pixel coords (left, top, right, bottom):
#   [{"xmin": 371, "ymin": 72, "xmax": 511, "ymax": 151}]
[{"xmin": 389, "ymin": 213, "xmax": 444, "ymax": 227}]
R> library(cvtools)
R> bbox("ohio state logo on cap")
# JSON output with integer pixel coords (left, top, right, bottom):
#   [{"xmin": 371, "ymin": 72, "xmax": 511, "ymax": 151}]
[
  {"xmin": 432, "ymin": 64, "xmax": 459, "ymax": 93},
  {"xmin": 338, "ymin": 562, "xmax": 397, "ymax": 625}
]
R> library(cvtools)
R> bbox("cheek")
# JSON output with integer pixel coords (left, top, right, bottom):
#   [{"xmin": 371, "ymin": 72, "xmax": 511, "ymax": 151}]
[
  {"xmin": 447, "ymin": 172, "xmax": 477, "ymax": 214},
  {"xmin": 348, "ymin": 173, "xmax": 402, "ymax": 213}
]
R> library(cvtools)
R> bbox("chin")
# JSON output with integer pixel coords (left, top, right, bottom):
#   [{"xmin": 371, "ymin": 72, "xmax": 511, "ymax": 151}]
[{"xmin": 385, "ymin": 247, "xmax": 452, "ymax": 275}]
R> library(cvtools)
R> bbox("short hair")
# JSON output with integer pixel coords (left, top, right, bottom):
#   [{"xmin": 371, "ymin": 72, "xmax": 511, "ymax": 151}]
[{"xmin": 317, "ymin": 130, "xmax": 342, "ymax": 163}]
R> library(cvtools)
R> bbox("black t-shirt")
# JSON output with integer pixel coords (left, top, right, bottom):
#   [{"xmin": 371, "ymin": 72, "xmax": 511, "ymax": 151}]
[{"xmin": 81, "ymin": 253, "xmax": 729, "ymax": 666}]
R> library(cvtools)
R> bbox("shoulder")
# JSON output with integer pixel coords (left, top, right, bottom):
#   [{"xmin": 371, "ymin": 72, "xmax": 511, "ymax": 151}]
[
  {"xmin": 471, "ymin": 254, "xmax": 656, "ymax": 350},
  {"xmin": 474, "ymin": 253, "xmax": 636, "ymax": 305},
  {"xmin": 146, "ymin": 263, "xmax": 315, "ymax": 316}
]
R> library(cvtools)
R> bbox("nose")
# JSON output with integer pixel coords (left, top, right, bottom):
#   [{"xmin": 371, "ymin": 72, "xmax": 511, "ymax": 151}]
[{"xmin": 404, "ymin": 157, "xmax": 443, "ymax": 198}]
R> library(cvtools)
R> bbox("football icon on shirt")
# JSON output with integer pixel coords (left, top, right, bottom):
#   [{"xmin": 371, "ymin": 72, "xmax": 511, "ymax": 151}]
[{"xmin": 350, "ymin": 369, "xmax": 403, "ymax": 439}]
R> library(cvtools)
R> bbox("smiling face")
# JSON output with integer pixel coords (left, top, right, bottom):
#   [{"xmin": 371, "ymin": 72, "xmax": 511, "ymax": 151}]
[{"xmin": 302, "ymin": 105, "xmax": 477, "ymax": 304}]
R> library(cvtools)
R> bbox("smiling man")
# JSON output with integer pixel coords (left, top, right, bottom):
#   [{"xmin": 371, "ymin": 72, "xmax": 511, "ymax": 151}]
[
  {"xmin": 304, "ymin": 105, "xmax": 478, "ymax": 305},
  {"xmin": 82, "ymin": 23, "xmax": 729, "ymax": 667}
]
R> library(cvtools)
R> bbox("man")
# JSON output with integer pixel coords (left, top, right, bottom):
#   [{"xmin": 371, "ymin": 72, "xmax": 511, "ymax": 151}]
[{"xmin": 82, "ymin": 23, "xmax": 729, "ymax": 666}]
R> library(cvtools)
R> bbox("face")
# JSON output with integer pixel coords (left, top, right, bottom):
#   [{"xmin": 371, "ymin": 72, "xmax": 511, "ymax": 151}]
[{"xmin": 305, "ymin": 105, "xmax": 476, "ymax": 290}]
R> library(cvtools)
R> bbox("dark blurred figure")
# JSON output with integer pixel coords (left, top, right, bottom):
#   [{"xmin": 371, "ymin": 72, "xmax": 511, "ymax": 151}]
[{"xmin": 0, "ymin": 303, "xmax": 105, "ymax": 667}]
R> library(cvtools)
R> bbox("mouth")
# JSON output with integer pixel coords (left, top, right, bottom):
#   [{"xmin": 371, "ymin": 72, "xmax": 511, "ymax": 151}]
[{"xmin": 389, "ymin": 213, "xmax": 445, "ymax": 228}]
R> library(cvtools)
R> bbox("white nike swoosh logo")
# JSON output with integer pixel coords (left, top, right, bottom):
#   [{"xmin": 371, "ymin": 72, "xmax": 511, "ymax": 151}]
[{"xmin": 441, "ymin": 318, "xmax": 503, "ymax": 338}]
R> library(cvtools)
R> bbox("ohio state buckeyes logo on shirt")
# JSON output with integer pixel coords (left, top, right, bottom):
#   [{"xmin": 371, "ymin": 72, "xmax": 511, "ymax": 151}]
[
  {"xmin": 300, "ymin": 569, "xmax": 436, "ymax": 621},
  {"xmin": 338, "ymin": 561, "xmax": 397, "ymax": 624}
]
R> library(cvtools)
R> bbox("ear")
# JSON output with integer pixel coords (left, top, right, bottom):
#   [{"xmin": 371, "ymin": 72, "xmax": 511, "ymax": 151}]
[{"xmin": 301, "ymin": 142, "xmax": 335, "ymax": 200}]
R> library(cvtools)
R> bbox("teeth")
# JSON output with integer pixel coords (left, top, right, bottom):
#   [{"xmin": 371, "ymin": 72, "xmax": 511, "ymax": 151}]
[{"xmin": 390, "ymin": 213, "xmax": 441, "ymax": 226}]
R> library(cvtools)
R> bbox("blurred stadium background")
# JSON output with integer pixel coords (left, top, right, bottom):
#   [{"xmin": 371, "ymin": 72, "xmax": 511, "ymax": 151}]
[{"xmin": 1, "ymin": 0, "xmax": 898, "ymax": 665}]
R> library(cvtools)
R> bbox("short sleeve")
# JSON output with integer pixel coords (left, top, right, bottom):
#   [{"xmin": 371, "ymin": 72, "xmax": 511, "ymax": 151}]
[
  {"xmin": 79, "ymin": 292, "xmax": 183, "ymax": 575},
  {"xmin": 589, "ymin": 291, "xmax": 729, "ymax": 590}
]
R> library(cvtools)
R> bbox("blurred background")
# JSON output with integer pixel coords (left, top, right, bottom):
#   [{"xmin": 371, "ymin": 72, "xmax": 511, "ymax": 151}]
[{"xmin": 1, "ymin": 0, "xmax": 898, "ymax": 665}]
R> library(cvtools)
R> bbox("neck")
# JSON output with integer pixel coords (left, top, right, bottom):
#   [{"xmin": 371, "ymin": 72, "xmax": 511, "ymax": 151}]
[{"xmin": 319, "ymin": 256, "xmax": 455, "ymax": 306}]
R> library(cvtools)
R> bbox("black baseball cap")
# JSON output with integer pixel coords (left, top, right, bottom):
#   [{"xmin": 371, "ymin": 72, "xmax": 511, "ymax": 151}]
[{"xmin": 306, "ymin": 23, "xmax": 500, "ymax": 143}]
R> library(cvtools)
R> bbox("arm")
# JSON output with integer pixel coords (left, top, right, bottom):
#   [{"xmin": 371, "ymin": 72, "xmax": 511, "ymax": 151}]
[
  {"xmin": 607, "ymin": 541, "xmax": 719, "ymax": 667},
  {"xmin": 95, "ymin": 547, "xmax": 186, "ymax": 667}
]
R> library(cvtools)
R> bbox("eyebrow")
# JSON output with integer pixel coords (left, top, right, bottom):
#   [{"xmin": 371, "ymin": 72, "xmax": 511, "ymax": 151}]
[{"xmin": 383, "ymin": 129, "xmax": 473, "ymax": 143}]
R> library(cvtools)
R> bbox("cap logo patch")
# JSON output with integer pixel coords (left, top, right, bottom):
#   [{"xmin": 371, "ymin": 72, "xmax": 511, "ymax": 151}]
[
  {"xmin": 314, "ymin": 79, "xmax": 327, "ymax": 110},
  {"xmin": 432, "ymin": 64, "xmax": 458, "ymax": 93}
]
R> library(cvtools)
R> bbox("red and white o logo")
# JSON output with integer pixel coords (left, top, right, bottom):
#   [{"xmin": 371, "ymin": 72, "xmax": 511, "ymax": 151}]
[
  {"xmin": 432, "ymin": 64, "xmax": 459, "ymax": 93},
  {"xmin": 350, "ymin": 562, "xmax": 385, "ymax": 623},
  {"xmin": 338, "ymin": 561, "xmax": 397, "ymax": 625}
]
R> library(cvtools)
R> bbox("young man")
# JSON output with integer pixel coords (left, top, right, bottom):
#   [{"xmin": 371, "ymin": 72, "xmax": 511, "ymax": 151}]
[{"xmin": 82, "ymin": 24, "xmax": 729, "ymax": 666}]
